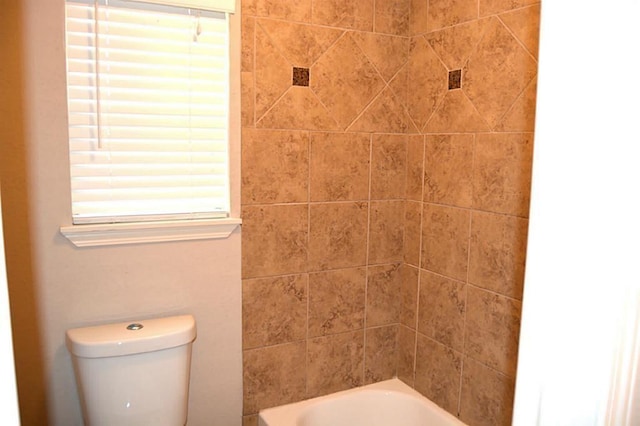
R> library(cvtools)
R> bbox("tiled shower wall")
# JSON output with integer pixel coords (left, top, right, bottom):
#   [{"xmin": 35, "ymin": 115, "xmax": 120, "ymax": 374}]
[{"xmin": 240, "ymin": 1, "xmax": 540, "ymax": 425}]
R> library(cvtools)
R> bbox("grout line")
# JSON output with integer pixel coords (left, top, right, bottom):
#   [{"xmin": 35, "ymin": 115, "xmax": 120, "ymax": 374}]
[{"xmin": 362, "ymin": 133, "xmax": 374, "ymax": 384}]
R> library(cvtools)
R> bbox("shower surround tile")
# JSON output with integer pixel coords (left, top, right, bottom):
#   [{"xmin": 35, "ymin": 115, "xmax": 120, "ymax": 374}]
[
  {"xmin": 421, "ymin": 204, "xmax": 470, "ymax": 281},
  {"xmin": 311, "ymin": 0, "xmax": 374, "ymax": 31},
  {"xmin": 366, "ymin": 263, "xmax": 402, "ymax": 327},
  {"xmin": 364, "ymin": 325, "xmax": 398, "ymax": 383},
  {"xmin": 427, "ymin": 0, "xmax": 479, "ymax": 32},
  {"xmin": 370, "ymin": 134, "xmax": 407, "ymax": 200},
  {"xmin": 424, "ymin": 134, "xmax": 474, "ymax": 208}
]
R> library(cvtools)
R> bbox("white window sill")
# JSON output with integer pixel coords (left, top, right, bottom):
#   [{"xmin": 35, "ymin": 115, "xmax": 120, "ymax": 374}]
[{"xmin": 60, "ymin": 218, "xmax": 242, "ymax": 247}]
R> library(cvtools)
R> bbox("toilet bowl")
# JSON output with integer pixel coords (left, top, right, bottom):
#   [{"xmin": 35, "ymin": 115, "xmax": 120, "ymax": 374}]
[{"xmin": 66, "ymin": 314, "xmax": 196, "ymax": 426}]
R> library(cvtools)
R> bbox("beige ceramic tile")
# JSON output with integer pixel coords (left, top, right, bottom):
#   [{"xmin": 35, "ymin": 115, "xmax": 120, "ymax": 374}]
[
  {"xmin": 241, "ymin": 72, "xmax": 255, "ymax": 127},
  {"xmin": 415, "ymin": 334, "xmax": 463, "ymax": 416},
  {"xmin": 254, "ymin": 24, "xmax": 292, "ymax": 120},
  {"xmin": 241, "ymin": 16, "xmax": 254, "ymax": 72},
  {"xmin": 243, "ymin": 341, "xmax": 306, "ymax": 414},
  {"xmin": 256, "ymin": 87, "xmax": 341, "ymax": 130},
  {"xmin": 308, "ymin": 267, "xmax": 366, "ymax": 337},
  {"xmin": 421, "ymin": 204, "xmax": 470, "ymax": 281},
  {"xmin": 242, "ymin": 274, "xmax": 308, "ymax": 349},
  {"xmin": 371, "ymin": 134, "xmax": 407, "ymax": 200},
  {"xmin": 348, "ymin": 87, "xmax": 419, "ymax": 134},
  {"xmin": 405, "ymin": 37, "xmax": 449, "ymax": 131},
  {"xmin": 405, "ymin": 135, "xmax": 425, "ymax": 201},
  {"xmin": 365, "ymin": 325, "xmax": 398, "ymax": 384},
  {"xmin": 424, "ymin": 90, "xmax": 490, "ymax": 133},
  {"xmin": 311, "ymin": 0, "xmax": 374, "ymax": 31},
  {"xmin": 241, "ymin": 204, "xmax": 308, "ymax": 278},
  {"xmin": 463, "ymin": 17, "xmax": 538, "ymax": 129},
  {"xmin": 472, "ymin": 133, "xmax": 534, "ymax": 217},
  {"xmin": 351, "ymin": 32, "xmax": 409, "ymax": 82},
  {"xmin": 251, "ymin": 0, "xmax": 312, "ymax": 22},
  {"xmin": 397, "ymin": 325, "xmax": 417, "ymax": 386},
  {"xmin": 366, "ymin": 263, "xmax": 402, "ymax": 327},
  {"xmin": 424, "ymin": 134, "xmax": 474, "ymax": 208},
  {"xmin": 499, "ymin": 4, "xmax": 541, "ymax": 59},
  {"xmin": 243, "ymin": 415, "xmax": 258, "ymax": 426},
  {"xmin": 469, "ymin": 211, "xmax": 529, "ymax": 299},
  {"xmin": 369, "ymin": 201, "xmax": 405, "ymax": 264},
  {"xmin": 418, "ymin": 271, "xmax": 467, "ymax": 351},
  {"xmin": 480, "ymin": 0, "xmax": 539, "ymax": 17},
  {"xmin": 400, "ymin": 264, "xmax": 419, "ymax": 328},
  {"xmin": 258, "ymin": 19, "xmax": 343, "ymax": 68},
  {"xmin": 495, "ymin": 76, "xmax": 538, "ymax": 132},
  {"xmin": 388, "ymin": 63, "xmax": 408, "ymax": 109},
  {"xmin": 308, "ymin": 202, "xmax": 368, "ymax": 271},
  {"xmin": 241, "ymin": 129, "xmax": 309, "ymax": 204},
  {"xmin": 424, "ymin": 18, "xmax": 491, "ymax": 70},
  {"xmin": 309, "ymin": 132, "xmax": 370, "ymax": 202},
  {"xmin": 307, "ymin": 331, "xmax": 365, "ymax": 398},
  {"xmin": 459, "ymin": 357, "xmax": 516, "ymax": 426},
  {"xmin": 311, "ymin": 34, "xmax": 385, "ymax": 129},
  {"xmin": 374, "ymin": 0, "xmax": 411, "ymax": 36},
  {"xmin": 465, "ymin": 286, "xmax": 522, "ymax": 377},
  {"xmin": 403, "ymin": 201, "xmax": 422, "ymax": 267},
  {"xmin": 409, "ymin": 0, "xmax": 429, "ymax": 35},
  {"xmin": 427, "ymin": 0, "xmax": 479, "ymax": 32}
]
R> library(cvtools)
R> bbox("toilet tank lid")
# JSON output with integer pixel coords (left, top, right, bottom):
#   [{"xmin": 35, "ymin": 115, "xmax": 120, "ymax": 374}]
[{"xmin": 65, "ymin": 314, "xmax": 196, "ymax": 358}]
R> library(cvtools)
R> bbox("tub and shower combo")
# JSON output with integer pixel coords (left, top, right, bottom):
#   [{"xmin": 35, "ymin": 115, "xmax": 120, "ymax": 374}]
[{"xmin": 259, "ymin": 378, "xmax": 466, "ymax": 426}]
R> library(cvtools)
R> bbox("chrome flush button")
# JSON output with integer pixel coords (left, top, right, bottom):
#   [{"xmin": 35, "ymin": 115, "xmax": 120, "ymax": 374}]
[{"xmin": 126, "ymin": 323, "xmax": 144, "ymax": 331}]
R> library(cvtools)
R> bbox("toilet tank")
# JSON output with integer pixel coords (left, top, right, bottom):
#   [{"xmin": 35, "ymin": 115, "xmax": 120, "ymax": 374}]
[{"xmin": 66, "ymin": 314, "xmax": 197, "ymax": 426}]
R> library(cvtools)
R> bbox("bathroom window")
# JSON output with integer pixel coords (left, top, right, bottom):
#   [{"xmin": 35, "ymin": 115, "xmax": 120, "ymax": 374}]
[{"xmin": 62, "ymin": 0, "xmax": 240, "ymax": 246}]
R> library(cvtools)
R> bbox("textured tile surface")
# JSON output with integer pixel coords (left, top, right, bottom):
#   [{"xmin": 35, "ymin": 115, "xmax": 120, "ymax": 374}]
[
  {"xmin": 366, "ymin": 263, "xmax": 402, "ymax": 327},
  {"xmin": 421, "ymin": 204, "xmax": 470, "ymax": 281}
]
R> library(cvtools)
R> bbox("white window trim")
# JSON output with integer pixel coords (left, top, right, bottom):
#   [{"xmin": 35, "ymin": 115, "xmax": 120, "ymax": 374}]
[{"xmin": 60, "ymin": 0, "xmax": 242, "ymax": 247}]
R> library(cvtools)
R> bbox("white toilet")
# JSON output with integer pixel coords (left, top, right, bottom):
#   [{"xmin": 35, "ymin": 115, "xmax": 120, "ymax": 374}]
[{"xmin": 66, "ymin": 314, "xmax": 197, "ymax": 426}]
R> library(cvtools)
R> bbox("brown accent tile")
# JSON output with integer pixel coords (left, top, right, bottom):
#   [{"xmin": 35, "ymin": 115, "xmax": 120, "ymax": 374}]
[
  {"xmin": 311, "ymin": 0, "xmax": 374, "ymax": 31},
  {"xmin": 374, "ymin": 0, "xmax": 411, "ymax": 36},
  {"xmin": 499, "ymin": 4, "xmax": 541, "ymax": 59},
  {"xmin": 307, "ymin": 331, "xmax": 365, "ymax": 398},
  {"xmin": 400, "ymin": 264, "xmax": 419, "ymax": 328},
  {"xmin": 243, "ymin": 415, "xmax": 258, "ymax": 426},
  {"xmin": 418, "ymin": 271, "xmax": 466, "ymax": 351},
  {"xmin": 308, "ymin": 267, "xmax": 366, "ymax": 337},
  {"xmin": 311, "ymin": 34, "xmax": 386, "ymax": 130},
  {"xmin": 254, "ymin": 24, "xmax": 292, "ymax": 120},
  {"xmin": 308, "ymin": 202, "xmax": 368, "ymax": 271},
  {"xmin": 292, "ymin": 67, "xmax": 309, "ymax": 87},
  {"xmin": 365, "ymin": 325, "xmax": 398, "ymax": 384},
  {"xmin": 242, "ymin": 274, "xmax": 308, "ymax": 349},
  {"xmin": 409, "ymin": 0, "xmax": 429, "ymax": 35},
  {"xmin": 427, "ymin": 0, "xmax": 479, "ymax": 32},
  {"xmin": 406, "ymin": 37, "xmax": 449, "ymax": 131},
  {"xmin": 421, "ymin": 204, "xmax": 470, "ymax": 281},
  {"xmin": 348, "ymin": 87, "xmax": 419, "ymax": 133},
  {"xmin": 258, "ymin": 19, "xmax": 343, "ymax": 68},
  {"xmin": 309, "ymin": 132, "xmax": 370, "ymax": 202},
  {"xmin": 424, "ymin": 90, "xmax": 490, "ymax": 133},
  {"xmin": 371, "ymin": 134, "xmax": 407, "ymax": 200},
  {"xmin": 403, "ymin": 201, "xmax": 422, "ymax": 267},
  {"xmin": 425, "ymin": 18, "xmax": 491, "ymax": 70},
  {"xmin": 415, "ymin": 335, "xmax": 463, "ymax": 416},
  {"xmin": 463, "ymin": 17, "xmax": 538, "ymax": 129},
  {"xmin": 241, "ymin": 72, "xmax": 255, "ymax": 127},
  {"xmin": 369, "ymin": 201, "xmax": 405, "ymax": 264},
  {"xmin": 366, "ymin": 263, "xmax": 401, "ymax": 327},
  {"xmin": 473, "ymin": 133, "xmax": 534, "ymax": 217},
  {"xmin": 469, "ymin": 211, "xmax": 529, "ymax": 299},
  {"xmin": 495, "ymin": 76, "xmax": 538, "ymax": 132},
  {"xmin": 405, "ymin": 135, "xmax": 425, "ymax": 201},
  {"xmin": 351, "ymin": 32, "xmax": 409, "ymax": 82},
  {"xmin": 448, "ymin": 69, "xmax": 462, "ymax": 90},
  {"xmin": 459, "ymin": 357, "xmax": 516, "ymax": 426},
  {"xmin": 397, "ymin": 325, "xmax": 417, "ymax": 386},
  {"xmin": 243, "ymin": 341, "xmax": 306, "ymax": 415},
  {"xmin": 241, "ymin": 16, "xmax": 254, "ymax": 72},
  {"xmin": 256, "ymin": 87, "xmax": 341, "ymax": 130},
  {"xmin": 480, "ymin": 0, "xmax": 539, "ymax": 17},
  {"xmin": 241, "ymin": 204, "xmax": 308, "ymax": 278},
  {"xmin": 424, "ymin": 134, "xmax": 474, "ymax": 208},
  {"xmin": 250, "ymin": 0, "xmax": 312, "ymax": 22},
  {"xmin": 241, "ymin": 129, "xmax": 309, "ymax": 204},
  {"xmin": 465, "ymin": 286, "xmax": 522, "ymax": 377}
]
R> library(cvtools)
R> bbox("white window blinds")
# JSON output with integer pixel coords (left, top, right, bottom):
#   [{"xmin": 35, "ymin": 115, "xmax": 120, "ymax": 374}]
[{"xmin": 65, "ymin": 0, "xmax": 231, "ymax": 224}]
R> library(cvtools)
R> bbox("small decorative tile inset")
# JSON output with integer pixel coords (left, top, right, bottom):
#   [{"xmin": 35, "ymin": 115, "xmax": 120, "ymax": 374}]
[
  {"xmin": 292, "ymin": 67, "xmax": 310, "ymax": 86},
  {"xmin": 449, "ymin": 69, "xmax": 462, "ymax": 90}
]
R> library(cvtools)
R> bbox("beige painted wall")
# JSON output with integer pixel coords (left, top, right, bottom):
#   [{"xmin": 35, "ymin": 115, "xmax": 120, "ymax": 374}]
[{"xmin": 0, "ymin": 1, "xmax": 242, "ymax": 425}]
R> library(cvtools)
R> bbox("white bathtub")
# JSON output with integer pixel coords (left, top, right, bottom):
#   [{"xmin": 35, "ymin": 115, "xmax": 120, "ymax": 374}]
[{"xmin": 258, "ymin": 378, "xmax": 467, "ymax": 426}]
